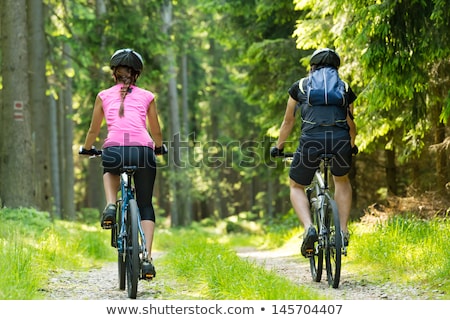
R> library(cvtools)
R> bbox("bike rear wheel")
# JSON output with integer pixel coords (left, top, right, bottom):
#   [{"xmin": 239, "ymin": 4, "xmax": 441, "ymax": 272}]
[
  {"xmin": 325, "ymin": 198, "xmax": 341, "ymax": 288},
  {"xmin": 309, "ymin": 199, "xmax": 323, "ymax": 282},
  {"xmin": 126, "ymin": 199, "xmax": 140, "ymax": 299}
]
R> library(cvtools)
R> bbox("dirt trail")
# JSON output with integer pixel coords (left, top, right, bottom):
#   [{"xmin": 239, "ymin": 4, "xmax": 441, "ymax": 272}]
[
  {"xmin": 45, "ymin": 244, "xmax": 443, "ymax": 300},
  {"xmin": 45, "ymin": 262, "xmax": 159, "ymax": 300},
  {"xmin": 236, "ymin": 245, "xmax": 437, "ymax": 300}
]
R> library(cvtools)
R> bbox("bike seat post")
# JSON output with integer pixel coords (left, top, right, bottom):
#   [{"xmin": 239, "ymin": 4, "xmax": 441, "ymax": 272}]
[
  {"xmin": 320, "ymin": 154, "xmax": 333, "ymax": 189},
  {"xmin": 121, "ymin": 166, "xmax": 137, "ymax": 191},
  {"xmin": 126, "ymin": 171, "xmax": 134, "ymax": 189}
]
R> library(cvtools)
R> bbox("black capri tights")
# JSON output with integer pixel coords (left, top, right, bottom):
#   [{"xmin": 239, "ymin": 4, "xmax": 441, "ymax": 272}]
[{"xmin": 102, "ymin": 146, "xmax": 157, "ymax": 222}]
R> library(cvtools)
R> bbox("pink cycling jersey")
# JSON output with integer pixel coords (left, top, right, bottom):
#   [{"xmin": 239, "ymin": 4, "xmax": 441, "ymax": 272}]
[{"xmin": 100, "ymin": 84, "xmax": 155, "ymax": 149}]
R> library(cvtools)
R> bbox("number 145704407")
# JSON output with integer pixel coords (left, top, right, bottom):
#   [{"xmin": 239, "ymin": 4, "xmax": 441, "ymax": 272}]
[{"xmin": 270, "ymin": 304, "xmax": 343, "ymax": 315}]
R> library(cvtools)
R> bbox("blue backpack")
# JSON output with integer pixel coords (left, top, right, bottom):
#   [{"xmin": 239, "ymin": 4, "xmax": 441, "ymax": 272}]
[{"xmin": 299, "ymin": 67, "xmax": 348, "ymax": 106}]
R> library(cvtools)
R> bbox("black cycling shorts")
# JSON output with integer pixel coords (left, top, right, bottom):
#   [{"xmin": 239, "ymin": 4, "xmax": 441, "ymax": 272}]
[
  {"xmin": 102, "ymin": 146, "xmax": 157, "ymax": 222},
  {"xmin": 289, "ymin": 129, "xmax": 352, "ymax": 186}
]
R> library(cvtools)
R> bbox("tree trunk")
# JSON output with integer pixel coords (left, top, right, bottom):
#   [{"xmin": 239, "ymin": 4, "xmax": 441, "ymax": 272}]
[
  {"xmin": 208, "ymin": 38, "xmax": 226, "ymax": 219},
  {"xmin": 28, "ymin": 0, "xmax": 51, "ymax": 212},
  {"xmin": 49, "ymin": 96, "xmax": 61, "ymax": 218},
  {"xmin": 162, "ymin": 0, "xmax": 183, "ymax": 226},
  {"xmin": 429, "ymin": 60, "xmax": 450, "ymax": 194},
  {"xmin": 0, "ymin": 0, "xmax": 35, "ymax": 208},
  {"xmin": 181, "ymin": 52, "xmax": 193, "ymax": 224},
  {"xmin": 385, "ymin": 147, "xmax": 397, "ymax": 196},
  {"xmin": 82, "ymin": 0, "xmax": 109, "ymax": 215},
  {"xmin": 61, "ymin": 44, "xmax": 76, "ymax": 220},
  {"xmin": 434, "ymin": 122, "xmax": 447, "ymax": 193}
]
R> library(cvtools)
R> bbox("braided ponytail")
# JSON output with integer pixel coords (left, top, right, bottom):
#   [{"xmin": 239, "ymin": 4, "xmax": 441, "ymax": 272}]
[
  {"xmin": 119, "ymin": 83, "xmax": 131, "ymax": 118},
  {"xmin": 113, "ymin": 66, "xmax": 137, "ymax": 117}
]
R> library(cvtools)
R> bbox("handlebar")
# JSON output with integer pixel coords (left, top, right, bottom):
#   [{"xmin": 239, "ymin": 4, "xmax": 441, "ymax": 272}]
[
  {"xmin": 279, "ymin": 152, "xmax": 294, "ymax": 158},
  {"xmin": 274, "ymin": 152, "xmax": 335, "ymax": 160},
  {"xmin": 79, "ymin": 146, "xmax": 102, "ymax": 158},
  {"xmin": 78, "ymin": 144, "xmax": 168, "ymax": 157},
  {"xmin": 272, "ymin": 146, "xmax": 358, "ymax": 159}
]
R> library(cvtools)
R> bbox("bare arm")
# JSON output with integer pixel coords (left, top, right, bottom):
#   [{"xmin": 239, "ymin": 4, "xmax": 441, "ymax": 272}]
[
  {"xmin": 347, "ymin": 103, "xmax": 357, "ymax": 147},
  {"xmin": 147, "ymin": 99, "xmax": 163, "ymax": 148},
  {"xmin": 276, "ymin": 96, "xmax": 298, "ymax": 150},
  {"xmin": 83, "ymin": 95, "xmax": 104, "ymax": 150}
]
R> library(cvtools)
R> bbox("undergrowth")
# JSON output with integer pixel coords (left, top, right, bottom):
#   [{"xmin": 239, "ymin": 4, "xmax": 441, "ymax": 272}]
[
  {"xmin": 347, "ymin": 214, "xmax": 450, "ymax": 297},
  {"xmin": 0, "ymin": 208, "xmax": 114, "ymax": 299}
]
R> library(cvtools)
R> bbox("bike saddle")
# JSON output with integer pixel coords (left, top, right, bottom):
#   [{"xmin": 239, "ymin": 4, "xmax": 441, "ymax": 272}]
[
  {"xmin": 319, "ymin": 154, "xmax": 335, "ymax": 161},
  {"xmin": 120, "ymin": 166, "xmax": 138, "ymax": 173}
]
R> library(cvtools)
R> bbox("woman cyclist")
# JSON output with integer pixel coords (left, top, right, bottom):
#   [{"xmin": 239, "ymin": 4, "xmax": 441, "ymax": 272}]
[{"xmin": 80, "ymin": 48, "xmax": 166, "ymax": 278}]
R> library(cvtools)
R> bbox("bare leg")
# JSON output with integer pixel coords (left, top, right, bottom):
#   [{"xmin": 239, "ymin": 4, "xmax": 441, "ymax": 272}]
[
  {"xmin": 333, "ymin": 174, "xmax": 352, "ymax": 233},
  {"xmin": 289, "ymin": 178, "xmax": 313, "ymax": 229},
  {"xmin": 103, "ymin": 173, "xmax": 120, "ymax": 205},
  {"xmin": 141, "ymin": 220, "xmax": 155, "ymax": 259}
]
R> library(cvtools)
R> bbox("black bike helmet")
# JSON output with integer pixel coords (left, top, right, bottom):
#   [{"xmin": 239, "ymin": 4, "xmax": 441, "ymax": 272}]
[
  {"xmin": 110, "ymin": 48, "xmax": 144, "ymax": 73},
  {"xmin": 309, "ymin": 48, "xmax": 340, "ymax": 68}
]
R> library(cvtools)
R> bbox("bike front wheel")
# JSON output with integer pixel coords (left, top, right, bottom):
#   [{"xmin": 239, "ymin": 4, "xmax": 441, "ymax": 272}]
[
  {"xmin": 309, "ymin": 200, "xmax": 323, "ymax": 282},
  {"xmin": 126, "ymin": 199, "xmax": 140, "ymax": 299},
  {"xmin": 117, "ymin": 202, "xmax": 126, "ymax": 291},
  {"xmin": 325, "ymin": 197, "xmax": 341, "ymax": 288}
]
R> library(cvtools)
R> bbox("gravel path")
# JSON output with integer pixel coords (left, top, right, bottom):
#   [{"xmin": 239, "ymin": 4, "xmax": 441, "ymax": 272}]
[
  {"xmin": 236, "ymin": 246, "xmax": 442, "ymax": 300},
  {"xmin": 45, "ymin": 246, "xmax": 445, "ymax": 300},
  {"xmin": 46, "ymin": 262, "xmax": 161, "ymax": 300}
]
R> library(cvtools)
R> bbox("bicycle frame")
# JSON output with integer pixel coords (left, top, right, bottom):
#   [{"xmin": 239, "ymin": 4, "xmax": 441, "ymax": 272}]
[
  {"xmin": 117, "ymin": 168, "xmax": 148, "ymax": 261},
  {"xmin": 279, "ymin": 152, "xmax": 343, "ymax": 288},
  {"xmin": 84, "ymin": 151, "xmax": 151, "ymax": 298},
  {"xmin": 311, "ymin": 156, "xmax": 334, "ymax": 250}
]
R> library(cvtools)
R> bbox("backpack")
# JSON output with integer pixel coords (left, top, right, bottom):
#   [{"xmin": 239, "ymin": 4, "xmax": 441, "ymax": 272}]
[{"xmin": 299, "ymin": 67, "xmax": 348, "ymax": 107}]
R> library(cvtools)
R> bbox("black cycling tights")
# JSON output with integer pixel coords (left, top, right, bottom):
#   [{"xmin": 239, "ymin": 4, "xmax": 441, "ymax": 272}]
[{"xmin": 102, "ymin": 146, "xmax": 157, "ymax": 222}]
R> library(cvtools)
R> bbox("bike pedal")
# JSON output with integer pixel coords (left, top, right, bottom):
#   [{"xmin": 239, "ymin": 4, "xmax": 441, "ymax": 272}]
[
  {"xmin": 102, "ymin": 222, "xmax": 113, "ymax": 229},
  {"xmin": 342, "ymin": 247, "xmax": 348, "ymax": 257},
  {"xmin": 141, "ymin": 261, "xmax": 156, "ymax": 280},
  {"xmin": 144, "ymin": 274, "xmax": 154, "ymax": 280}
]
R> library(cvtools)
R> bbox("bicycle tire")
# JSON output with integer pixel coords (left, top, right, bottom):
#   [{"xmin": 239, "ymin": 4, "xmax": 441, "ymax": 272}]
[
  {"xmin": 325, "ymin": 197, "xmax": 341, "ymax": 288},
  {"xmin": 309, "ymin": 202, "xmax": 324, "ymax": 282},
  {"xmin": 126, "ymin": 199, "xmax": 140, "ymax": 299},
  {"xmin": 117, "ymin": 202, "xmax": 126, "ymax": 291}
]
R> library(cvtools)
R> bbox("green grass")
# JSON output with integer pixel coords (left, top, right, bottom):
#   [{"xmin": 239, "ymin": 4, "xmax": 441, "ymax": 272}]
[
  {"xmin": 0, "ymin": 208, "xmax": 114, "ymax": 299},
  {"xmin": 1, "ymin": 207, "xmax": 449, "ymax": 299},
  {"xmin": 346, "ymin": 215, "xmax": 450, "ymax": 297},
  {"xmin": 155, "ymin": 226, "xmax": 324, "ymax": 299}
]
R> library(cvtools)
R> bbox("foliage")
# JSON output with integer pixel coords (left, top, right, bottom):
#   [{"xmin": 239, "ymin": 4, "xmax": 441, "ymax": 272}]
[
  {"xmin": 293, "ymin": 0, "xmax": 450, "ymax": 153},
  {"xmin": 1, "ymin": 0, "xmax": 448, "ymax": 224}
]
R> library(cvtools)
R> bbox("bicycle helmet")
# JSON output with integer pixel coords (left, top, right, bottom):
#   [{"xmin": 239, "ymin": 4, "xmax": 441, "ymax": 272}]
[
  {"xmin": 110, "ymin": 48, "xmax": 144, "ymax": 73},
  {"xmin": 309, "ymin": 48, "xmax": 340, "ymax": 68}
]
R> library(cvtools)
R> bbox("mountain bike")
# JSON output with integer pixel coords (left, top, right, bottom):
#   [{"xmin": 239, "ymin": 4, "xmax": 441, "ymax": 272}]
[
  {"xmin": 115, "ymin": 165, "xmax": 154, "ymax": 299},
  {"xmin": 80, "ymin": 148, "xmax": 153, "ymax": 299},
  {"xmin": 278, "ymin": 152, "xmax": 345, "ymax": 289}
]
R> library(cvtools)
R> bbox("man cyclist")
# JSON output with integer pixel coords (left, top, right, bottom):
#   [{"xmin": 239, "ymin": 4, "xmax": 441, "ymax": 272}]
[{"xmin": 271, "ymin": 48, "xmax": 357, "ymax": 257}]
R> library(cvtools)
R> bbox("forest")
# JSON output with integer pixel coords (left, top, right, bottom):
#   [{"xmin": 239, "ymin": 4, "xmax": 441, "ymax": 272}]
[{"xmin": 0, "ymin": 0, "xmax": 449, "ymax": 226}]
